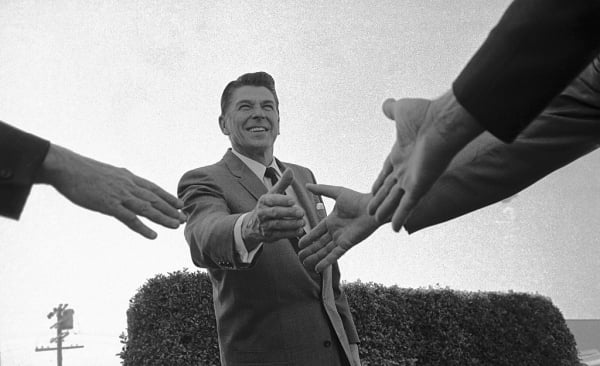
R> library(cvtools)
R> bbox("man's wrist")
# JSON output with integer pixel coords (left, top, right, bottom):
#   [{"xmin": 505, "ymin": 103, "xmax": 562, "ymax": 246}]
[
  {"xmin": 241, "ymin": 213, "xmax": 262, "ymax": 252},
  {"xmin": 35, "ymin": 143, "xmax": 62, "ymax": 185}
]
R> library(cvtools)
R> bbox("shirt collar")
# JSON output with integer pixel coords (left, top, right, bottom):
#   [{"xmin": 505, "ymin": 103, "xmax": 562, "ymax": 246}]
[{"xmin": 231, "ymin": 148, "xmax": 282, "ymax": 181}]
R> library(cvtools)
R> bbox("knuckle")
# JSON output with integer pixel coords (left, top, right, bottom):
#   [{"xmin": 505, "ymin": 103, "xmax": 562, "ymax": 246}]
[
  {"xmin": 267, "ymin": 207, "xmax": 278, "ymax": 217},
  {"xmin": 120, "ymin": 213, "xmax": 138, "ymax": 226}
]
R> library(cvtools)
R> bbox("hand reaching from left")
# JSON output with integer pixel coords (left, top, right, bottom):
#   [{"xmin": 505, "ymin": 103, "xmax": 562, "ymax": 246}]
[
  {"xmin": 298, "ymin": 184, "xmax": 380, "ymax": 273},
  {"xmin": 36, "ymin": 144, "xmax": 186, "ymax": 239}
]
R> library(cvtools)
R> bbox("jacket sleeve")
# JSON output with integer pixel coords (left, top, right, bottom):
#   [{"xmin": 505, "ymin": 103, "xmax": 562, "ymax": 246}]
[
  {"xmin": 178, "ymin": 168, "xmax": 260, "ymax": 270},
  {"xmin": 453, "ymin": 0, "xmax": 600, "ymax": 142},
  {"xmin": 406, "ymin": 57, "xmax": 600, "ymax": 233},
  {"xmin": 0, "ymin": 121, "xmax": 51, "ymax": 219}
]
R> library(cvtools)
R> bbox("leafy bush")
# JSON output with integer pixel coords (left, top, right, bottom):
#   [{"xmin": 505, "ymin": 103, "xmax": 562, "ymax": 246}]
[
  {"xmin": 120, "ymin": 271, "xmax": 578, "ymax": 366},
  {"xmin": 345, "ymin": 282, "xmax": 579, "ymax": 366},
  {"xmin": 119, "ymin": 269, "xmax": 219, "ymax": 366}
]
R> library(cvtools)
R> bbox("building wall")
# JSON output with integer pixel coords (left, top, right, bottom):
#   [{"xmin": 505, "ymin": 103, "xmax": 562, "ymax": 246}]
[{"xmin": 567, "ymin": 319, "xmax": 600, "ymax": 351}]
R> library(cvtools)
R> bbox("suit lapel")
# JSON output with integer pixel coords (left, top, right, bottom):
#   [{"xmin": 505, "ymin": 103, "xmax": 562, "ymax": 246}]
[
  {"xmin": 223, "ymin": 150, "xmax": 267, "ymax": 201},
  {"xmin": 276, "ymin": 159, "xmax": 321, "ymax": 227},
  {"xmin": 277, "ymin": 160, "xmax": 326, "ymax": 285}
]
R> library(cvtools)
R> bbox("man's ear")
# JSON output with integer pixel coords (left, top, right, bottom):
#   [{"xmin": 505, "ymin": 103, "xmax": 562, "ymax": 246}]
[
  {"xmin": 219, "ymin": 116, "xmax": 229, "ymax": 135},
  {"xmin": 277, "ymin": 116, "xmax": 281, "ymax": 135}
]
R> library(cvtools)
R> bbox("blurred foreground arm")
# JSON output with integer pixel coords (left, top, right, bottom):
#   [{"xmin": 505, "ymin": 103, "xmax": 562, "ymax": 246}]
[
  {"xmin": 372, "ymin": 56, "xmax": 600, "ymax": 234},
  {"xmin": 1, "ymin": 121, "xmax": 186, "ymax": 239},
  {"xmin": 405, "ymin": 57, "xmax": 600, "ymax": 233},
  {"xmin": 367, "ymin": 91, "xmax": 483, "ymax": 231},
  {"xmin": 368, "ymin": 0, "xmax": 600, "ymax": 232},
  {"xmin": 301, "ymin": 56, "xmax": 600, "ymax": 266}
]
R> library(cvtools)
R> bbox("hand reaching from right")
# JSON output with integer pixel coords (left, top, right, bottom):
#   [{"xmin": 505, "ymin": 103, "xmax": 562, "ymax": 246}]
[
  {"xmin": 298, "ymin": 184, "xmax": 380, "ymax": 273},
  {"xmin": 368, "ymin": 91, "xmax": 483, "ymax": 232}
]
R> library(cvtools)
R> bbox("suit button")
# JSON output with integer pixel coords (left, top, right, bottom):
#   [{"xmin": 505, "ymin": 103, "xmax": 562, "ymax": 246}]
[
  {"xmin": 0, "ymin": 168, "xmax": 13, "ymax": 180},
  {"xmin": 323, "ymin": 340, "xmax": 332, "ymax": 348}
]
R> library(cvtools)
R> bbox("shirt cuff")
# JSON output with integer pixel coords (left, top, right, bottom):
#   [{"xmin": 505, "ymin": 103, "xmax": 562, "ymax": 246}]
[{"xmin": 234, "ymin": 213, "xmax": 263, "ymax": 264}]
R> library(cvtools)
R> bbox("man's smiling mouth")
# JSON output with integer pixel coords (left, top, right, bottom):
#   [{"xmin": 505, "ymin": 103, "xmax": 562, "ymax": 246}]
[{"xmin": 248, "ymin": 127, "xmax": 268, "ymax": 132}]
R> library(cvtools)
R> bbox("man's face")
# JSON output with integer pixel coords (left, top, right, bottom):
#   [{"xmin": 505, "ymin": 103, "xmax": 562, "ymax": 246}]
[{"xmin": 219, "ymin": 85, "xmax": 280, "ymax": 157}]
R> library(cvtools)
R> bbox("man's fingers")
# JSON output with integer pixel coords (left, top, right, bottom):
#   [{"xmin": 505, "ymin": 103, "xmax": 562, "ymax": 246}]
[
  {"xmin": 133, "ymin": 175, "xmax": 184, "ymax": 209},
  {"xmin": 315, "ymin": 246, "xmax": 347, "ymax": 273},
  {"xmin": 370, "ymin": 156, "xmax": 393, "ymax": 195},
  {"xmin": 132, "ymin": 188, "xmax": 186, "ymax": 224},
  {"xmin": 374, "ymin": 183, "xmax": 404, "ymax": 224},
  {"xmin": 298, "ymin": 222, "xmax": 327, "ymax": 249},
  {"xmin": 305, "ymin": 184, "xmax": 341, "ymax": 200},
  {"xmin": 257, "ymin": 205, "xmax": 304, "ymax": 221},
  {"xmin": 269, "ymin": 168, "xmax": 294, "ymax": 195},
  {"xmin": 298, "ymin": 230, "xmax": 328, "ymax": 262},
  {"xmin": 260, "ymin": 218, "xmax": 305, "ymax": 232},
  {"xmin": 133, "ymin": 176, "xmax": 186, "ymax": 223},
  {"xmin": 301, "ymin": 237, "xmax": 331, "ymax": 271},
  {"xmin": 123, "ymin": 198, "xmax": 182, "ymax": 229},
  {"xmin": 382, "ymin": 98, "xmax": 397, "ymax": 120},
  {"xmin": 368, "ymin": 173, "xmax": 396, "ymax": 215},
  {"xmin": 390, "ymin": 192, "xmax": 419, "ymax": 232},
  {"xmin": 260, "ymin": 194, "xmax": 297, "ymax": 207},
  {"xmin": 114, "ymin": 206, "xmax": 158, "ymax": 239}
]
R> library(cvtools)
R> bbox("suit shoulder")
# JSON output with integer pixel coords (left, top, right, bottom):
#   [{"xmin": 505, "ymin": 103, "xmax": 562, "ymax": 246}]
[
  {"xmin": 177, "ymin": 161, "xmax": 229, "ymax": 195},
  {"xmin": 180, "ymin": 162, "xmax": 225, "ymax": 181}
]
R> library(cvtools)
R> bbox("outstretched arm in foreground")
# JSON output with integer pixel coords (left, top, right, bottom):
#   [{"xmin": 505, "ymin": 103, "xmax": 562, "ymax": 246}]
[
  {"xmin": 298, "ymin": 184, "xmax": 380, "ymax": 273},
  {"xmin": 36, "ymin": 143, "xmax": 186, "ymax": 239},
  {"xmin": 367, "ymin": 91, "xmax": 483, "ymax": 232}
]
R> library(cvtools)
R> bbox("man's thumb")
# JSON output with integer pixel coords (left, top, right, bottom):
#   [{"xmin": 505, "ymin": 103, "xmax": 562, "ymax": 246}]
[
  {"xmin": 382, "ymin": 98, "xmax": 397, "ymax": 120},
  {"xmin": 270, "ymin": 168, "xmax": 294, "ymax": 194}
]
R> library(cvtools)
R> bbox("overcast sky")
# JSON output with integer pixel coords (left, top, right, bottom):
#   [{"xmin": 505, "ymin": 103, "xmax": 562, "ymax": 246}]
[{"xmin": 1, "ymin": 1, "xmax": 599, "ymax": 365}]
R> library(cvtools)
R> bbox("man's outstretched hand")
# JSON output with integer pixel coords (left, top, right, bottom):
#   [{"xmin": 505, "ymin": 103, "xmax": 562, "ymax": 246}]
[
  {"xmin": 36, "ymin": 144, "xmax": 187, "ymax": 239},
  {"xmin": 298, "ymin": 184, "xmax": 380, "ymax": 273},
  {"xmin": 241, "ymin": 169, "xmax": 306, "ymax": 250},
  {"xmin": 367, "ymin": 90, "xmax": 484, "ymax": 232}
]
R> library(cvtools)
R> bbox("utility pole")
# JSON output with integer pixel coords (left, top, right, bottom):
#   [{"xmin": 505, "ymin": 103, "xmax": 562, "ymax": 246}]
[{"xmin": 35, "ymin": 304, "xmax": 84, "ymax": 366}]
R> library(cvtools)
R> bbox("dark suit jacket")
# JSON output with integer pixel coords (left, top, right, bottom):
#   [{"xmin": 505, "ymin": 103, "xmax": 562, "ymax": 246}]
[
  {"xmin": 453, "ymin": 0, "xmax": 600, "ymax": 142},
  {"xmin": 0, "ymin": 121, "xmax": 50, "ymax": 219},
  {"xmin": 178, "ymin": 150, "xmax": 359, "ymax": 366},
  {"xmin": 407, "ymin": 56, "xmax": 600, "ymax": 233}
]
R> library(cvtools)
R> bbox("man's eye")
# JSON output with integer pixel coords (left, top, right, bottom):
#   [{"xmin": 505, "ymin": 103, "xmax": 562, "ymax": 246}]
[
  {"xmin": 264, "ymin": 105, "xmax": 274, "ymax": 111},
  {"xmin": 239, "ymin": 105, "xmax": 251, "ymax": 110}
]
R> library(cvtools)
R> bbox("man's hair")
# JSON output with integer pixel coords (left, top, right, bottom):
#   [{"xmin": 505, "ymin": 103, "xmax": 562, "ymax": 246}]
[{"xmin": 220, "ymin": 71, "xmax": 279, "ymax": 115}]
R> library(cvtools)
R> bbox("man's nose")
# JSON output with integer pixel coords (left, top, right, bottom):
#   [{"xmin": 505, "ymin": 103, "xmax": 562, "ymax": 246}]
[{"xmin": 251, "ymin": 106, "xmax": 266, "ymax": 118}]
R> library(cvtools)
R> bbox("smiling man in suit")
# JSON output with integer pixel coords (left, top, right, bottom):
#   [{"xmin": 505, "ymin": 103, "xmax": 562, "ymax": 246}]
[{"xmin": 178, "ymin": 71, "xmax": 360, "ymax": 366}]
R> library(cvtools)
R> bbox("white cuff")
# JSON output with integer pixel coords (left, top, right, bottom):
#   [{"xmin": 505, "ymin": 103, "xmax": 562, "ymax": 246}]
[{"xmin": 234, "ymin": 213, "xmax": 263, "ymax": 263}]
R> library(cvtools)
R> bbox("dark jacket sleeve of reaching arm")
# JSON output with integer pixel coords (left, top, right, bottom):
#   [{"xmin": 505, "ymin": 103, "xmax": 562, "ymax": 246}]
[
  {"xmin": 406, "ymin": 57, "xmax": 600, "ymax": 233},
  {"xmin": 453, "ymin": 0, "xmax": 600, "ymax": 142},
  {"xmin": 0, "ymin": 121, "xmax": 50, "ymax": 219}
]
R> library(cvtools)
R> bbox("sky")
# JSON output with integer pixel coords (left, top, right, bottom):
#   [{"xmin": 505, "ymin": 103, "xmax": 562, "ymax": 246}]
[{"xmin": 1, "ymin": 0, "xmax": 599, "ymax": 365}]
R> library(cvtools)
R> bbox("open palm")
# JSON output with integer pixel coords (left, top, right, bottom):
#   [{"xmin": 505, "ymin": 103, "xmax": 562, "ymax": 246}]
[{"xmin": 298, "ymin": 184, "xmax": 379, "ymax": 273}]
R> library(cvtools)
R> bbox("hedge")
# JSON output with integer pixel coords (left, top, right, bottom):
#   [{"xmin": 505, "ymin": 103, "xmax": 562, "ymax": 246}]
[
  {"xmin": 119, "ymin": 270, "xmax": 579, "ymax": 366},
  {"xmin": 119, "ymin": 269, "xmax": 219, "ymax": 365}
]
